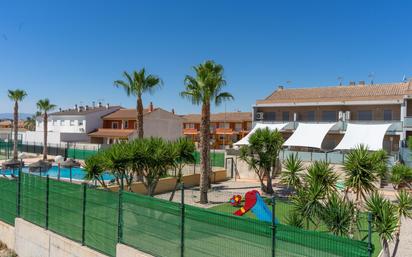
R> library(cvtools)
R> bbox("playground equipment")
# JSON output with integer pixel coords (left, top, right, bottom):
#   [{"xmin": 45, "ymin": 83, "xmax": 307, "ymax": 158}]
[
  {"xmin": 233, "ymin": 190, "xmax": 279, "ymax": 223},
  {"xmin": 229, "ymin": 194, "xmax": 242, "ymax": 206}
]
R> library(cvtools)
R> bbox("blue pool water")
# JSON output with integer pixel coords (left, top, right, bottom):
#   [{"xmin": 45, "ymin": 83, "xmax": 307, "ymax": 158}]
[{"xmin": 2, "ymin": 165, "xmax": 114, "ymax": 181}]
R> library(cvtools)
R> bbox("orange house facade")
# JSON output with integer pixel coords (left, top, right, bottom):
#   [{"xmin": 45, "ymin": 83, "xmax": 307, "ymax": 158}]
[{"xmin": 182, "ymin": 112, "xmax": 252, "ymax": 149}]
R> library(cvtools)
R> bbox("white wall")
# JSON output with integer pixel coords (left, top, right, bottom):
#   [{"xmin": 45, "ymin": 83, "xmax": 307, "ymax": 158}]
[{"xmin": 22, "ymin": 131, "xmax": 91, "ymax": 144}]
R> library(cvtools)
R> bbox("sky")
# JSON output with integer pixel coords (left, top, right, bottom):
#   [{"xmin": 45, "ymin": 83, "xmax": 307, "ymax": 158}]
[{"xmin": 0, "ymin": 0, "xmax": 412, "ymax": 115}]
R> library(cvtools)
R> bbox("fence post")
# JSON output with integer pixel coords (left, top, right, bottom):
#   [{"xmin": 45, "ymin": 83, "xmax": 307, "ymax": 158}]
[
  {"xmin": 271, "ymin": 196, "xmax": 276, "ymax": 257},
  {"xmin": 368, "ymin": 213, "xmax": 372, "ymax": 257},
  {"xmin": 81, "ymin": 183, "xmax": 87, "ymax": 246},
  {"xmin": 16, "ymin": 167, "xmax": 22, "ymax": 217},
  {"xmin": 45, "ymin": 175, "xmax": 50, "ymax": 229},
  {"xmin": 180, "ymin": 183, "xmax": 185, "ymax": 257},
  {"xmin": 117, "ymin": 179, "xmax": 123, "ymax": 243}
]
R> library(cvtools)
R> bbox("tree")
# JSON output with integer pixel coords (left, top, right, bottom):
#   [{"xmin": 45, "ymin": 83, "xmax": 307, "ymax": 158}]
[
  {"xmin": 292, "ymin": 180, "xmax": 326, "ymax": 229},
  {"xmin": 239, "ymin": 128, "xmax": 284, "ymax": 194},
  {"xmin": 390, "ymin": 163, "xmax": 412, "ymax": 190},
  {"xmin": 180, "ymin": 60, "xmax": 234, "ymax": 203},
  {"xmin": 321, "ymin": 193, "xmax": 354, "ymax": 237},
  {"xmin": 169, "ymin": 138, "xmax": 196, "ymax": 201},
  {"xmin": 280, "ymin": 153, "xmax": 304, "ymax": 192},
  {"xmin": 392, "ymin": 190, "xmax": 412, "ymax": 257},
  {"xmin": 343, "ymin": 145, "xmax": 380, "ymax": 209},
  {"xmin": 24, "ymin": 111, "xmax": 41, "ymax": 131},
  {"xmin": 371, "ymin": 149, "xmax": 389, "ymax": 188},
  {"xmin": 305, "ymin": 160, "xmax": 338, "ymax": 197},
  {"xmin": 114, "ymin": 69, "xmax": 162, "ymax": 138},
  {"xmin": 84, "ymin": 155, "xmax": 107, "ymax": 188},
  {"xmin": 99, "ymin": 143, "xmax": 131, "ymax": 189},
  {"xmin": 366, "ymin": 192, "xmax": 398, "ymax": 257},
  {"xmin": 36, "ymin": 99, "xmax": 56, "ymax": 160},
  {"xmin": 7, "ymin": 89, "xmax": 27, "ymax": 160}
]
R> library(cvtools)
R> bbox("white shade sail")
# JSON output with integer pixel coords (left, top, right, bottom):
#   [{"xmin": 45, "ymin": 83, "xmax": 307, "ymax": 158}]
[
  {"xmin": 334, "ymin": 123, "xmax": 391, "ymax": 151},
  {"xmin": 283, "ymin": 123, "xmax": 336, "ymax": 149},
  {"xmin": 234, "ymin": 123, "xmax": 288, "ymax": 146}
]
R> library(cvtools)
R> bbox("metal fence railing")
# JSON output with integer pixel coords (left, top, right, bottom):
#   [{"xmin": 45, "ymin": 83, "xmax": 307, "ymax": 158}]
[{"xmin": 0, "ymin": 172, "xmax": 372, "ymax": 257}]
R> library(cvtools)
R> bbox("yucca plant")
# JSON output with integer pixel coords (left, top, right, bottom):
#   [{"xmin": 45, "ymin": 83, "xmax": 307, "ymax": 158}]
[
  {"xmin": 390, "ymin": 163, "xmax": 412, "ymax": 190},
  {"xmin": 305, "ymin": 160, "xmax": 338, "ymax": 197},
  {"xmin": 84, "ymin": 155, "xmax": 107, "ymax": 188},
  {"xmin": 321, "ymin": 193, "xmax": 354, "ymax": 237},
  {"xmin": 280, "ymin": 153, "xmax": 304, "ymax": 191}
]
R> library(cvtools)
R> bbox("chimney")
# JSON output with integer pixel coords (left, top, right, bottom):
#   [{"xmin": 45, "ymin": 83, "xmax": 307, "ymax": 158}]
[
  {"xmin": 359, "ymin": 81, "xmax": 365, "ymax": 86},
  {"xmin": 349, "ymin": 81, "xmax": 356, "ymax": 86},
  {"xmin": 59, "ymin": 108, "xmax": 62, "ymax": 112},
  {"xmin": 106, "ymin": 103, "xmax": 110, "ymax": 109},
  {"xmin": 92, "ymin": 101, "xmax": 96, "ymax": 108},
  {"xmin": 171, "ymin": 108, "xmax": 175, "ymax": 114},
  {"xmin": 85, "ymin": 105, "xmax": 89, "ymax": 110},
  {"xmin": 149, "ymin": 102, "xmax": 154, "ymax": 112},
  {"xmin": 98, "ymin": 102, "xmax": 102, "ymax": 108},
  {"xmin": 277, "ymin": 85, "xmax": 284, "ymax": 91},
  {"xmin": 74, "ymin": 104, "xmax": 78, "ymax": 111}
]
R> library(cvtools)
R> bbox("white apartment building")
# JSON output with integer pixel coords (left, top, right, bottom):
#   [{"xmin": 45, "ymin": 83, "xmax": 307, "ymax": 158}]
[{"xmin": 24, "ymin": 103, "xmax": 121, "ymax": 144}]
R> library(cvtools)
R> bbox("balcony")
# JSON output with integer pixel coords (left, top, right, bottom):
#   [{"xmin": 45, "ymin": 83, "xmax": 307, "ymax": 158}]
[{"xmin": 404, "ymin": 117, "xmax": 412, "ymax": 127}]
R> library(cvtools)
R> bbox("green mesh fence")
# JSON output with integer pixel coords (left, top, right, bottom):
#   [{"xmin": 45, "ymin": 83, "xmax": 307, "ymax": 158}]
[
  {"xmin": 84, "ymin": 188, "xmax": 118, "ymax": 256},
  {"xmin": 67, "ymin": 148, "xmax": 99, "ymax": 160},
  {"xmin": 193, "ymin": 151, "xmax": 225, "ymax": 167},
  {"xmin": 122, "ymin": 192, "xmax": 181, "ymax": 257},
  {"xmin": 0, "ymin": 178, "xmax": 17, "ymax": 225},
  {"xmin": 20, "ymin": 173, "xmax": 47, "ymax": 227},
  {"xmin": 0, "ymin": 173, "xmax": 372, "ymax": 257},
  {"xmin": 48, "ymin": 179, "xmax": 83, "ymax": 242}
]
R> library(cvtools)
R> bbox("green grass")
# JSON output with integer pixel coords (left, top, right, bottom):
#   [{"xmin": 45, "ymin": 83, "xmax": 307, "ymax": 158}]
[{"xmin": 209, "ymin": 199, "xmax": 382, "ymax": 257}]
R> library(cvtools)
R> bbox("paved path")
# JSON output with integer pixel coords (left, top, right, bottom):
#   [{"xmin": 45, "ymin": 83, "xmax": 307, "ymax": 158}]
[{"xmin": 389, "ymin": 217, "xmax": 412, "ymax": 257}]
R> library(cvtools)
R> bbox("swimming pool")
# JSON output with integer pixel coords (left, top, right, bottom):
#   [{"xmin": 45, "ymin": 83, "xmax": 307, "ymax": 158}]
[{"xmin": 2, "ymin": 165, "xmax": 114, "ymax": 181}]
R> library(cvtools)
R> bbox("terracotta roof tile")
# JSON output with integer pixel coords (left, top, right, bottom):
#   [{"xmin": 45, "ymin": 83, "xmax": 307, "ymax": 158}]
[
  {"xmin": 102, "ymin": 108, "xmax": 159, "ymax": 120},
  {"xmin": 257, "ymin": 82, "xmax": 412, "ymax": 104},
  {"xmin": 88, "ymin": 128, "xmax": 134, "ymax": 138},
  {"xmin": 182, "ymin": 112, "xmax": 252, "ymax": 123}
]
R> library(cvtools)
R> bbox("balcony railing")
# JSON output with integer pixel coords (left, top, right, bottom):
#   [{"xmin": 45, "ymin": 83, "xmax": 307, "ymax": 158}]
[
  {"xmin": 253, "ymin": 120, "xmax": 403, "ymax": 133},
  {"xmin": 404, "ymin": 117, "xmax": 412, "ymax": 127}
]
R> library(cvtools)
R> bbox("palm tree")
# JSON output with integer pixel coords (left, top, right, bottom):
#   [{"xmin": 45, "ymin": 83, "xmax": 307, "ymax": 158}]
[
  {"xmin": 180, "ymin": 60, "xmax": 234, "ymax": 203},
  {"xmin": 169, "ymin": 138, "xmax": 196, "ymax": 201},
  {"xmin": 7, "ymin": 89, "xmax": 27, "ymax": 160},
  {"xmin": 344, "ymin": 145, "xmax": 379, "ymax": 208},
  {"xmin": 114, "ymin": 69, "xmax": 162, "ymax": 139},
  {"xmin": 36, "ymin": 99, "xmax": 56, "ymax": 160},
  {"xmin": 239, "ymin": 128, "xmax": 284, "ymax": 194},
  {"xmin": 365, "ymin": 192, "xmax": 398, "ymax": 257},
  {"xmin": 305, "ymin": 160, "xmax": 338, "ymax": 197},
  {"xmin": 280, "ymin": 153, "xmax": 304, "ymax": 192},
  {"xmin": 84, "ymin": 155, "xmax": 107, "ymax": 188},
  {"xmin": 24, "ymin": 112, "xmax": 41, "ymax": 131},
  {"xmin": 292, "ymin": 180, "xmax": 326, "ymax": 229},
  {"xmin": 390, "ymin": 163, "xmax": 412, "ymax": 190},
  {"xmin": 321, "ymin": 193, "xmax": 354, "ymax": 237},
  {"xmin": 392, "ymin": 190, "xmax": 412, "ymax": 256}
]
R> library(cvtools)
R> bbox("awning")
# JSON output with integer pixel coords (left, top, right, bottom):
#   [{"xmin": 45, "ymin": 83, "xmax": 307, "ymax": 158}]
[
  {"xmin": 234, "ymin": 123, "xmax": 288, "ymax": 146},
  {"xmin": 334, "ymin": 123, "xmax": 391, "ymax": 151},
  {"xmin": 215, "ymin": 128, "xmax": 237, "ymax": 135},
  {"xmin": 88, "ymin": 128, "xmax": 134, "ymax": 138},
  {"xmin": 283, "ymin": 123, "xmax": 336, "ymax": 149}
]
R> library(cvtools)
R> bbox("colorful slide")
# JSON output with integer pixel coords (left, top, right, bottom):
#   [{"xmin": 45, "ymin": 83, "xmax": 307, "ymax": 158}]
[{"xmin": 234, "ymin": 190, "xmax": 279, "ymax": 224}]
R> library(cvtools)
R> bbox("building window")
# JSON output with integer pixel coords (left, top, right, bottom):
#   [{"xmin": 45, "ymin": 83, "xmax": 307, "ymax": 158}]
[
  {"xmin": 185, "ymin": 123, "xmax": 195, "ymax": 129},
  {"xmin": 235, "ymin": 123, "xmax": 242, "ymax": 131},
  {"xmin": 307, "ymin": 111, "xmax": 315, "ymax": 121},
  {"xmin": 246, "ymin": 122, "xmax": 252, "ymax": 130},
  {"xmin": 123, "ymin": 121, "xmax": 128, "ymax": 129},
  {"xmin": 282, "ymin": 112, "xmax": 289, "ymax": 121},
  {"xmin": 264, "ymin": 112, "xmax": 276, "ymax": 121},
  {"xmin": 383, "ymin": 110, "xmax": 392, "ymax": 121},
  {"xmin": 112, "ymin": 122, "xmax": 119, "ymax": 129},
  {"xmin": 322, "ymin": 111, "xmax": 336, "ymax": 122},
  {"xmin": 358, "ymin": 111, "xmax": 372, "ymax": 121},
  {"xmin": 79, "ymin": 120, "xmax": 84, "ymax": 126},
  {"xmin": 70, "ymin": 120, "xmax": 75, "ymax": 126},
  {"xmin": 222, "ymin": 123, "xmax": 230, "ymax": 129}
]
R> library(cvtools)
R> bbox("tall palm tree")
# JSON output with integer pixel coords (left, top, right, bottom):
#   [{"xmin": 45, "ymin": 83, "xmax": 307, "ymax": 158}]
[
  {"xmin": 36, "ymin": 99, "xmax": 56, "ymax": 160},
  {"xmin": 180, "ymin": 60, "xmax": 234, "ymax": 203},
  {"xmin": 114, "ymin": 69, "xmax": 162, "ymax": 138},
  {"xmin": 7, "ymin": 89, "xmax": 27, "ymax": 160}
]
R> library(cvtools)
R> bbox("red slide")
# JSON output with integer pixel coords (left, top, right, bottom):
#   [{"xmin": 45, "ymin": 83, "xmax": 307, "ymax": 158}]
[{"xmin": 233, "ymin": 190, "xmax": 258, "ymax": 216}]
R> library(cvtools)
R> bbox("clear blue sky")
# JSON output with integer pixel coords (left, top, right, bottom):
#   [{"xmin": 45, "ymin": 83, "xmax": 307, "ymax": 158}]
[{"xmin": 1, "ymin": 0, "xmax": 411, "ymax": 115}]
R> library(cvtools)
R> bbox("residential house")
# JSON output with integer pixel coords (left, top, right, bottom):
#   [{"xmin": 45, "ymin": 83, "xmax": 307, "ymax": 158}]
[
  {"xmin": 24, "ymin": 103, "xmax": 121, "ymax": 144},
  {"xmin": 89, "ymin": 103, "xmax": 183, "ymax": 144},
  {"xmin": 182, "ymin": 112, "xmax": 252, "ymax": 149},
  {"xmin": 252, "ymin": 81, "xmax": 412, "ymax": 154}
]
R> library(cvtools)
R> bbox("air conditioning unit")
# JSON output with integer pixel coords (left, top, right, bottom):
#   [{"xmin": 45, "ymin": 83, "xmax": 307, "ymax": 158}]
[
  {"xmin": 345, "ymin": 111, "xmax": 351, "ymax": 121},
  {"xmin": 256, "ymin": 112, "xmax": 264, "ymax": 120}
]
